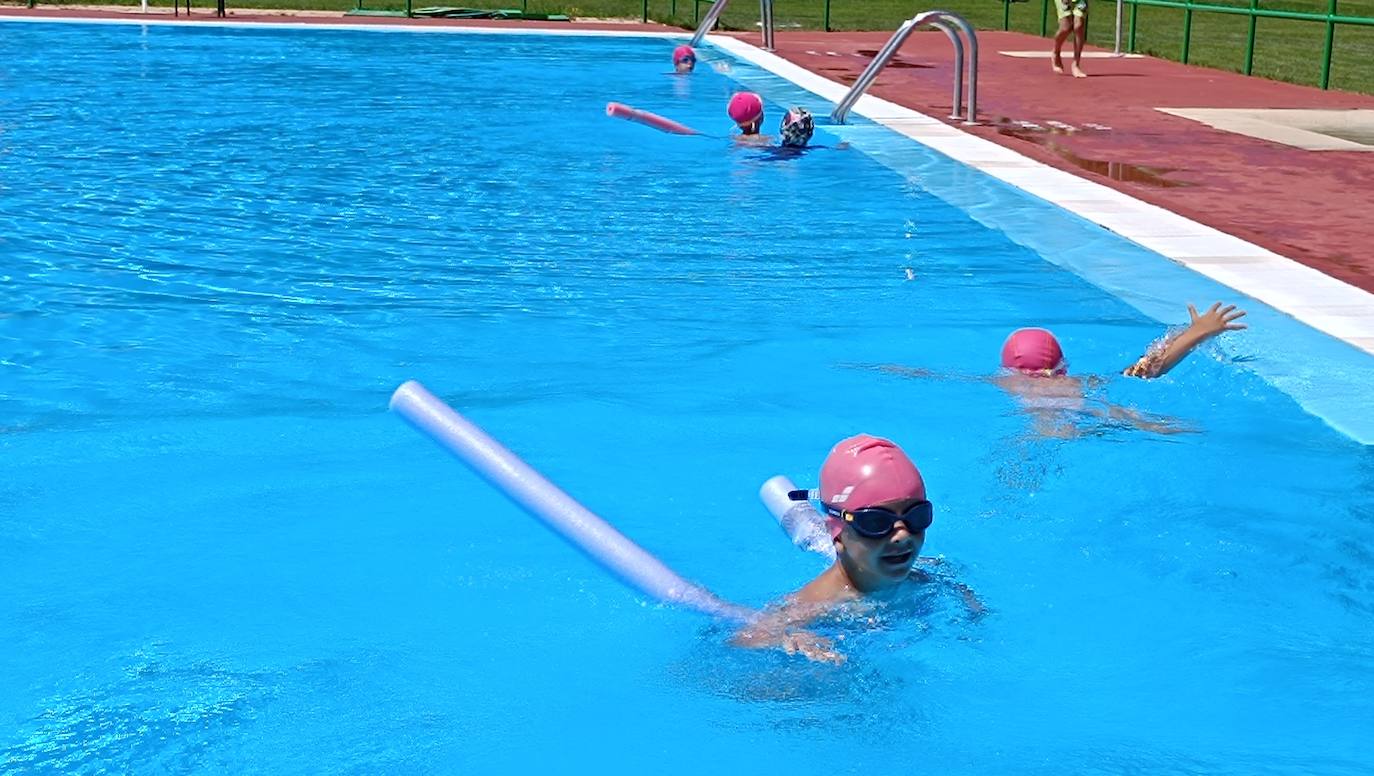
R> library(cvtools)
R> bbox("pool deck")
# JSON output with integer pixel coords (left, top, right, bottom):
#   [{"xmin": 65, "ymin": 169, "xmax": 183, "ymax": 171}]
[
  {"xmin": 740, "ymin": 29, "xmax": 1374, "ymax": 296},
  {"xmin": 4, "ymin": 7, "xmax": 1372, "ymax": 297}
]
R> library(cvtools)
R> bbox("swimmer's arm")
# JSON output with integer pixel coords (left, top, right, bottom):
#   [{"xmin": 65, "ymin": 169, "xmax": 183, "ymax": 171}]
[
  {"xmin": 730, "ymin": 603, "xmax": 846, "ymax": 665},
  {"xmin": 869, "ymin": 364, "xmax": 994, "ymax": 383},
  {"xmin": 1085, "ymin": 402, "xmax": 1196, "ymax": 435},
  {"xmin": 731, "ymin": 577, "xmax": 849, "ymax": 664},
  {"xmin": 951, "ymin": 580, "xmax": 986, "ymax": 618},
  {"xmin": 1123, "ymin": 302, "xmax": 1247, "ymax": 379},
  {"xmin": 914, "ymin": 559, "xmax": 986, "ymax": 618}
]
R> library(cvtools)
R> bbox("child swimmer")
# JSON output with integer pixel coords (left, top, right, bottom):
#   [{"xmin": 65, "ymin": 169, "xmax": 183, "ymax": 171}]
[
  {"xmin": 996, "ymin": 302, "xmax": 1247, "ymax": 436},
  {"xmin": 727, "ymin": 92, "xmax": 770, "ymax": 143},
  {"xmin": 672, "ymin": 45, "xmax": 696, "ymax": 73},
  {"xmin": 728, "ymin": 93, "xmax": 816, "ymax": 150},
  {"xmin": 881, "ymin": 302, "xmax": 1248, "ymax": 437},
  {"xmin": 733, "ymin": 434, "xmax": 980, "ymax": 664}
]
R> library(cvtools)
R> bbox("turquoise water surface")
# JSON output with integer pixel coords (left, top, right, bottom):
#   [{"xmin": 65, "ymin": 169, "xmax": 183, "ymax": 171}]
[{"xmin": 2, "ymin": 21, "xmax": 1372, "ymax": 774}]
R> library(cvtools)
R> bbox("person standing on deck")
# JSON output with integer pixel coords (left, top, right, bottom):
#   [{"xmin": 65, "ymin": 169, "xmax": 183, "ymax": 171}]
[{"xmin": 1052, "ymin": 0, "xmax": 1090, "ymax": 77}]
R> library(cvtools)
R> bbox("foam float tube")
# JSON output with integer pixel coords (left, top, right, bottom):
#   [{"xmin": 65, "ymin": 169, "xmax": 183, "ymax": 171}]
[
  {"xmin": 759, "ymin": 475, "xmax": 835, "ymax": 559},
  {"xmin": 390, "ymin": 380, "xmax": 753, "ymax": 623},
  {"xmin": 606, "ymin": 101, "xmax": 701, "ymax": 136}
]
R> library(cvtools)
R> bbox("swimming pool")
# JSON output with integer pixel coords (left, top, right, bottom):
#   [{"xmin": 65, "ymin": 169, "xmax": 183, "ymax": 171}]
[{"xmin": 2, "ymin": 19, "xmax": 1372, "ymax": 774}]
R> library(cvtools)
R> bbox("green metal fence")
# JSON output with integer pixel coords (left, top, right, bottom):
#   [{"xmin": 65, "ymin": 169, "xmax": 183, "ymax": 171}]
[
  {"xmin": 1121, "ymin": 0, "xmax": 1374, "ymax": 88},
  {"xmin": 650, "ymin": 0, "xmax": 1372, "ymax": 91}
]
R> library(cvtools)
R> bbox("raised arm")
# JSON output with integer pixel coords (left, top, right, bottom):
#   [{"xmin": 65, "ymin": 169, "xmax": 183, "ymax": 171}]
[{"xmin": 1123, "ymin": 302, "xmax": 1247, "ymax": 379}]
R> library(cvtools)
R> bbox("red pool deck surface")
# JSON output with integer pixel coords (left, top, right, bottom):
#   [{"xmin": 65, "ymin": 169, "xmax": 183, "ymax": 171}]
[
  {"xmin": 742, "ymin": 29, "xmax": 1374, "ymax": 293},
  {"xmin": 5, "ymin": 9, "xmax": 1372, "ymax": 293}
]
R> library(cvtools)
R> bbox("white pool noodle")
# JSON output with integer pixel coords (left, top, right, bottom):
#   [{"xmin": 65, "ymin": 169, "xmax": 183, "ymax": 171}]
[{"xmin": 389, "ymin": 380, "xmax": 754, "ymax": 623}]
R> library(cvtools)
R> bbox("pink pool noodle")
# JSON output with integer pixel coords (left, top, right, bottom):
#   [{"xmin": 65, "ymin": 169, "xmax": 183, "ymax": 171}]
[
  {"xmin": 606, "ymin": 102, "xmax": 701, "ymax": 136},
  {"xmin": 389, "ymin": 380, "xmax": 753, "ymax": 623}
]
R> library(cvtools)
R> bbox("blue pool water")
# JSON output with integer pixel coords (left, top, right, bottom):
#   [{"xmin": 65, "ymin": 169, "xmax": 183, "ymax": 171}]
[{"xmin": 2, "ymin": 20, "xmax": 1373, "ymax": 774}]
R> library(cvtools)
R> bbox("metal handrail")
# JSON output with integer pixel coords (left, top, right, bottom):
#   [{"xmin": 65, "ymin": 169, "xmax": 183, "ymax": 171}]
[
  {"xmin": 931, "ymin": 19, "xmax": 964, "ymax": 122},
  {"xmin": 690, "ymin": 0, "xmax": 776, "ymax": 51},
  {"xmin": 831, "ymin": 10, "xmax": 978, "ymax": 125}
]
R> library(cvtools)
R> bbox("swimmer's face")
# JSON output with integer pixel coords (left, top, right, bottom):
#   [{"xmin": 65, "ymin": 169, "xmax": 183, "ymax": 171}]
[
  {"xmin": 737, "ymin": 118, "xmax": 762, "ymax": 135},
  {"xmin": 998, "ymin": 371, "xmax": 1083, "ymax": 400},
  {"xmin": 1016, "ymin": 366, "xmax": 1068, "ymax": 378},
  {"xmin": 675, "ymin": 58, "xmax": 696, "ymax": 73},
  {"xmin": 834, "ymin": 497, "xmax": 925, "ymax": 592}
]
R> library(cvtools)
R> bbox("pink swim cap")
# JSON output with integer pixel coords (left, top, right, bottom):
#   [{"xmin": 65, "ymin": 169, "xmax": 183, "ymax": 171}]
[
  {"xmin": 672, "ymin": 44, "xmax": 696, "ymax": 65},
  {"xmin": 820, "ymin": 434, "xmax": 926, "ymax": 516},
  {"xmin": 727, "ymin": 92, "xmax": 764, "ymax": 125},
  {"xmin": 1001, "ymin": 327, "xmax": 1067, "ymax": 374}
]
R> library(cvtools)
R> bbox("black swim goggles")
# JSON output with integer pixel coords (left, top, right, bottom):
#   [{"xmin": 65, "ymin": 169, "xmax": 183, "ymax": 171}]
[{"xmin": 787, "ymin": 489, "xmax": 934, "ymax": 538}]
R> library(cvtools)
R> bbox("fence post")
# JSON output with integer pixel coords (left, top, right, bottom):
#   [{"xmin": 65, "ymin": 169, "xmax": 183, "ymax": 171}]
[
  {"xmin": 1004, "ymin": 0, "xmax": 1011, "ymax": 30},
  {"xmin": 1181, "ymin": 0, "xmax": 1193, "ymax": 62},
  {"xmin": 1128, "ymin": 0, "xmax": 1139, "ymax": 50},
  {"xmin": 1040, "ymin": 0, "xmax": 1049, "ymax": 35},
  {"xmin": 824, "ymin": 0, "xmax": 831, "ymax": 31},
  {"xmin": 1243, "ymin": 0, "xmax": 1258, "ymax": 73},
  {"xmin": 642, "ymin": 0, "xmax": 648, "ymax": 22},
  {"xmin": 1320, "ymin": 0, "xmax": 1337, "ymax": 88}
]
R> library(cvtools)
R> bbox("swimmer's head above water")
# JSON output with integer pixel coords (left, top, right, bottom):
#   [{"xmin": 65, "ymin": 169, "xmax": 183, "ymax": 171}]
[
  {"xmin": 672, "ymin": 44, "xmax": 697, "ymax": 73},
  {"xmin": 737, "ymin": 434, "xmax": 978, "ymax": 663},
  {"xmin": 792, "ymin": 434, "xmax": 931, "ymax": 592},
  {"xmin": 779, "ymin": 107, "xmax": 814, "ymax": 148},
  {"xmin": 727, "ymin": 91, "xmax": 765, "ymax": 134},
  {"xmin": 1001, "ymin": 327, "xmax": 1068, "ymax": 376}
]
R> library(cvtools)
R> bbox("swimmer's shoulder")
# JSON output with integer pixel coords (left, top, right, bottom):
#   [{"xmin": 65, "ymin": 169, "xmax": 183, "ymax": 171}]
[{"xmin": 791, "ymin": 565, "xmax": 860, "ymax": 607}]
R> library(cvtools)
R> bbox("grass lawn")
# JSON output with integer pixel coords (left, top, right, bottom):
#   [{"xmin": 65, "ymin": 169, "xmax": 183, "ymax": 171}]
[{"xmin": 9, "ymin": 0, "xmax": 1373, "ymax": 92}]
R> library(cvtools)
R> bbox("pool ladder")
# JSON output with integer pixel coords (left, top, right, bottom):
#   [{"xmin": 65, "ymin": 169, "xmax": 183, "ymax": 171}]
[
  {"xmin": 831, "ymin": 10, "xmax": 978, "ymax": 125},
  {"xmin": 690, "ymin": 0, "xmax": 776, "ymax": 51}
]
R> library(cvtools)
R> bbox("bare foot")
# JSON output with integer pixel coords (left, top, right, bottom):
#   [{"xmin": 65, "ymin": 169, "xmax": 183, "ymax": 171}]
[
  {"xmin": 1072, "ymin": 63, "xmax": 1088, "ymax": 78},
  {"xmin": 1052, "ymin": 59, "xmax": 1065, "ymax": 74}
]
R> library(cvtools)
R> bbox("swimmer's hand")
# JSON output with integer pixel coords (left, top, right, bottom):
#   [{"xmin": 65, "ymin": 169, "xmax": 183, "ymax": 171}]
[
  {"xmin": 780, "ymin": 630, "xmax": 846, "ymax": 665},
  {"xmin": 872, "ymin": 364, "xmax": 993, "ymax": 384},
  {"xmin": 876, "ymin": 364, "xmax": 940, "ymax": 379},
  {"xmin": 731, "ymin": 614, "xmax": 847, "ymax": 665},
  {"xmin": 1098, "ymin": 403, "xmax": 1197, "ymax": 435},
  {"xmin": 1191, "ymin": 301, "xmax": 1249, "ymax": 338},
  {"xmin": 955, "ymin": 582, "xmax": 987, "ymax": 619}
]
